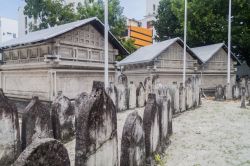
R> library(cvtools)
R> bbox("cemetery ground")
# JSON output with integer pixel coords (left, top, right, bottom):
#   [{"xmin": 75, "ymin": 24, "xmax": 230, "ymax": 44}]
[{"xmin": 65, "ymin": 98, "xmax": 250, "ymax": 166}]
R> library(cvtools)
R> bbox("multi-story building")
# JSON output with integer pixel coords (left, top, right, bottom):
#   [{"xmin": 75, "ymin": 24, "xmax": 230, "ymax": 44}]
[
  {"xmin": 0, "ymin": 17, "xmax": 18, "ymax": 43},
  {"xmin": 18, "ymin": 0, "xmax": 93, "ymax": 37},
  {"xmin": 140, "ymin": 0, "xmax": 160, "ymax": 42}
]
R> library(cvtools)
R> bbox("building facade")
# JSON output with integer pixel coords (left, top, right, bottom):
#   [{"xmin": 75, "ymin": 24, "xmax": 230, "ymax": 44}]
[
  {"xmin": 0, "ymin": 17, "xmax": 18, "ymax": 43},
  {"xmin": 0, "ymin": 18, "xmax": 128, "ymax": 101},
  {"xmin": 118, "ymin": 38, "xmax": 200, "ymax": 85}
]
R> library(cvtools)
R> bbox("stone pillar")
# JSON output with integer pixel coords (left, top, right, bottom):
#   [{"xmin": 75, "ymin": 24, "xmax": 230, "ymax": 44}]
[
  {"xmin": 21, "ymin": 96, "xmax": 53, "ymax": 150},
  {"xmin": 137, "ymin": 82, "xmax": 146, "ymax": 108},
  {"xmin": 13, "ymin": 138, "xmax": 70, "ymax": 166},
  {"xmin": 241, "ymin": 87, "xmax": 246, "ymax": 109},
  {"xmin": 143, "ymin": 94, "xmax": 160, "ymax": 164},
  {"xmin": 128, "ymin": 81, "xmax": 137, "ymax": 109},
  {"xmin": 0, "ymin": 89, "xmax": 21, "ymax": 165},
  {"xmin": 75, "ymin": 81, "xmax": 118, "ymax": 166},
  {"xmin": 179, "ymin": 83, "xmax": 186, "ymax": 112},
  {"xmin": 120, "ymin": 111, "xmax": 145, "ymax": 166},
  {"xmin": 51, "ymin": 91, "xmax": 75, "ymax": 143}
]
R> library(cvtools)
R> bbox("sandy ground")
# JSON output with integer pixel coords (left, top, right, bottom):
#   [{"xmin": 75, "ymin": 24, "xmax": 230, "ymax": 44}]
[
  {"xmin": 65, "ymin": 99, "xmax": 250, "ymax": 166},
  {"xmin": 164, "ymin": 99, "xmax": 250, "ymax": 166}
]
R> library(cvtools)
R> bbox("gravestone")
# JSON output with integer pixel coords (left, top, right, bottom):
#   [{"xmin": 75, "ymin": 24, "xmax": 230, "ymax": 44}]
[
  {"xmin": 232, "ymin": 84, "xmax": 240, "ymax": 99},
  {"xmin": 0, "ymin": 89, "xmax": 21, "ymax": 166},
  {"xmin": 117, "ymin": 83, "xmax": 128, "ymax": 112},
  {"xmin": 51, "ymin": 91, "xmax": 75, "ymax": 142},
  {"xmin": 128, "ymin": 81, "xmax": 137, "ymax": 109},
  {"xmin": 172, "ymin": 82, "xmax": 180, "ymax": 114},
  {"xmin": 13, "ymin": 138, "xmax": 70, "ymax": 166},
  {"xmin": 241, "ymin": 87, "xmax": 246, "ymax": 108},
  {"xmin": 166, "ymin": 88, "xmax": 173, "ymax": 136},
  {"xmin": 215, "ymin": 85, "xmax": 225, "ymax": 101},
  {"xmin": 107, "ymin": 82, "xmax": 118, "ymax": 107},
  {"xmin": 21, "ymin": 96, "xmax": 53, "ymax": 150},
  {"xmin": 74, "ymin": 92, "xmax": 88, "ymax": 119},
  {"xmin": 144, "ymin": 77, "xmax": 152, "ymax": 102},
  {"xmin": 143, "ymin": 94, "xmax": 160, "ymax": 164},
  {"xmin": 75, "ymin": 81, "xmax": 118, "ymax": 166},
  {"xmin": 152, "ymin": 75, "xmax": 160, "ymax": 93},
  {"xmin": 120, "ymin": 111, "xmax": 145, "ymax": 166},
  {"xmin": 179, "ymin": 83, "xmax": 186, "ymax": 112},
  {"xmin": 185, "ymin": 78, "xmax": 193, "ymax": 110},
  {"xmin": 137, "ymin": 82, "xmax": 146, "ymax": 107},
  {"xmin": 118, "ymin": 73, "xmax": 128, "ymax": 87}
]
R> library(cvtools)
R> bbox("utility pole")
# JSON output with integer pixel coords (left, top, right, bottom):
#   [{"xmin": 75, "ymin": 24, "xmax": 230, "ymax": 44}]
[
  {"xmin": 227, "ymin": 0, "xmax": 232, "ymax": 85},
  {"xmin": 183, "ymin": 0, "xmax": 187, "ymax": 84},
  {"xmin": 104, "ymin": 0, "xmax": 109, "ymax": 89}
]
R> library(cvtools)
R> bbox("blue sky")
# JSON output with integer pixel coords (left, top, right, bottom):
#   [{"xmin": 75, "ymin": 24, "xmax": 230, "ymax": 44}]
[{"xmin": 0, "ymin": 0, "xmax": 146, "ymax": 20}]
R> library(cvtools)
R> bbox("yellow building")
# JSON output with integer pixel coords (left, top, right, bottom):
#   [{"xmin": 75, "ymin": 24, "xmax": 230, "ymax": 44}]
[{"xmin": 128, "ymin": 26, "xmax": 153, "ymax": 47}]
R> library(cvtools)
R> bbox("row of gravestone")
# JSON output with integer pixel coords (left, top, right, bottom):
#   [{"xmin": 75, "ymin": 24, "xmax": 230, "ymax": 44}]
[
  {"xmin": 0, "ymin": 74, "xmax": 202, "ymax": 166},
  {"xmin": 0, "ymin": 81, "xmax": 172, "ymax": 166},
  {"xmin": 108, "ymin": 74, "xmax": 202, "ymax": 114}
]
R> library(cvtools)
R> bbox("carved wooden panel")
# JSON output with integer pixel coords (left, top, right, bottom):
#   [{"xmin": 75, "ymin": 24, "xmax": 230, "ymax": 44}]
[
  {"xmin": 58, "ymin": 46, "xmax": 74, "ymax": 59},
  {"xmin": 77, "ymin": 49, "xmax": 88, "ymax": 60}
]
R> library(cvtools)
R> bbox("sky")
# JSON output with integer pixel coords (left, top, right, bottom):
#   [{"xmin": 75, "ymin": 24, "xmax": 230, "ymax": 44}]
[{"xmin": 0, "ymin": 0, "xmax": 146, "ymax": 21}]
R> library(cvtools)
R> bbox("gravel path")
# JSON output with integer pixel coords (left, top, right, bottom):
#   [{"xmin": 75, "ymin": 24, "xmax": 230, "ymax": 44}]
[{"xmin": 164, "ymin": 99, "xmax": 250, "ymax": 166}]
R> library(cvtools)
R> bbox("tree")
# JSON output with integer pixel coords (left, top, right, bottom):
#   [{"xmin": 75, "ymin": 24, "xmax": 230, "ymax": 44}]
[
  {"xmin": 24, "ymin": 0, "xmax": 77, "ymax": 30},
  {"xmin": 154, "ymin": 0, "xmax": 250, "ymax": 65},
  {"xmin": 76, "ymin": 0, "xmax": 126, "ymax": 38},
  {"xmin": 24, "ymin": 0, "xmax": 127, "ymax": 39}
]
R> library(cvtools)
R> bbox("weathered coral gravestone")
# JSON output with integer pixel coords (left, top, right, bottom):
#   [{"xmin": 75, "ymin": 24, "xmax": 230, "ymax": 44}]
[
  {"xmin": 13, "ymin": 138, "xmax": 70, "ymax": 166},
  {"xmin": 21, "ymin": 96, "xmax": 53, "ymax": 150},
  {"xmin": 0, "ymin": 89, "xmax": 21, "ymax": 166},
  {"xmin": 128, "ymin": 81, "xmax": 137, "ymax": 109},
  {"xmin": 75, "ymin": 81, "xmax": 118, "ymax": 166},
  {"xmin": 137, "ymin": 82, "xmax": 146, "ymax": 108},
  {"xmin": 172, "ymin": 82, "xmax": 180, "ymax": 114},
  {"xmin": 116, "ymin": 73, "xmax": 129, "ymax": 112},
  {"xmin": 120, "ymin": 111, "xmax": 145, "ymax": 166},
  {"xmin": 179, "ymin": 83, "xmax": 186, "ymax": 112},
  {"xmin": 51, "ymin": 91, "xmax": 75, "ymax": 143},
  {"xmin": 143, "ymin": 94, "xmax": 161, "ymax": 165},
  {"xmin": 241, "ymin": 87, "xmax": 247, "ymax": 108},
  {"xmin": 215, "ymin": 85, "xmax": 225, "ymax": 101}
]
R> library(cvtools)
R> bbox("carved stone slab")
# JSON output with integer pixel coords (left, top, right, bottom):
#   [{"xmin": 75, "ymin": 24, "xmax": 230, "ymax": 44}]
[
  {"xmin": 117, "ymin": 83, "xmax": 128, "ymax": 112},
  {"xmin": 13, "ymin": 138, "xmax": 70, "ymax": 166},
  {"xmin": 241, "ymin": 87, "xmax": 246, "ymax": 108},
  {"xmin": 51, "ymin": 91, "xmax": 75, "ymax": 143},
  {"xmin": 0, "ymin": 89, "xmax": 21, "ymax": 166},
  {"xmin": 215, "ymin": 85, "xmax": 225, "ymax": 101},
  {"xmin": 179, "ymin": 83, "xmax": 186, "ymax": 112},
  {"xmin": 143, "ymin": 94, "xmax": 160, "ymax": 164},
  {"xmin": 128, "ymin": 82, "xmax": 137, "ymax": 109},
  {"xmin": 137, "ymin": 82, "xmax": 146, "ymax": 108},
  {"xmin": 21, "ymin": 96, "xmax": 53, "ymax": 150},
  {"xmin": 120, "ymin": 111, "xmax": 145, "ymax": 166},
  {"xmin": 75, "ymin": 81, "xmax": 118, "ymax": 166},
  {"xmin": 172, "ymin": 82, "xmax": 180, "ymax": 114}
]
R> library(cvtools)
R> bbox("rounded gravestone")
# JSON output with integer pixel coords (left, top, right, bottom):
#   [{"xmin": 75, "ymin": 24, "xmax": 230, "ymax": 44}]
[
  {"xmin": 51, "ymin": 91, "xmax": 75, "ymax": 143},
  {"xmin": 75, "ymin": 81, "xmax": 118, "ymax": 166},
  {"xmin": 0, "ymin": 89, "xmax": 21, "ymax": 165},
  {"xmin": 137, "ymin": 82, "xmax": 145, "ymax": 108},
  {"xmin": 143, "ymin": 93, "xmax": 160, "ymax": 164},
  {"xmin": 21, "ymin": 96, "xmax": 53, "ymax": 150},
  {"xmin": 120, "ymin": 111, "xmax": 145, "ymax": 166},
  {"xmin": 13, "ymin": 138, "xmax": 70, "ymax": 166}
]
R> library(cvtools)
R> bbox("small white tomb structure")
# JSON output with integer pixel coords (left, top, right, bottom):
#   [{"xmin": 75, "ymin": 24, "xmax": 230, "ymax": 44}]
[{"xmin": 0, "ymin": 17, "xmax": 128, "ymax": 101}]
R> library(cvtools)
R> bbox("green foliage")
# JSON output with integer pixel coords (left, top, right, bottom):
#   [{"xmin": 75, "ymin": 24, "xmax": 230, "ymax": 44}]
[
  {"xmin": 115, "ymin": 38, "xmax": 137, "ymax": 61},
  {"xmin": 154, "ymin": 0, "xmax": 250, "ymax": 65},
  {"xmin": 24, "ymin": 0, "xmax": 126, "ymax": 39},
  {"xmin": 154, "ymin": 154, "xmax": 165, "ymax": 166}
]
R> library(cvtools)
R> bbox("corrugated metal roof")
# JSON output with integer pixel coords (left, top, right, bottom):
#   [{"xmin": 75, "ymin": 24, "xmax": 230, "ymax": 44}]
[
  {"xmin": 118, "ymin": 38, "xmax": 182, "ymax": 66},
  {"xmin": 191, "ymin": 43, "xmax": 224, "ymax": 63},
  {"xmin": 0, "ymin": 17, "xmax": 129, "ymax": 55}
]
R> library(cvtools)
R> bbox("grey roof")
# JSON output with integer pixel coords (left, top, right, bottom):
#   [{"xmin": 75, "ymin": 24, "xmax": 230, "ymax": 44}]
[
  {"xmin": 118, "ymin": 37, "xmax": 199, "ymax": 66},
  {"xmin": 191, "ymin": 43, "xmax": 240, "ymax": 64},
  {"xmin": 0, "ymin": 17, "xmax": 128, "ymax": 55}
]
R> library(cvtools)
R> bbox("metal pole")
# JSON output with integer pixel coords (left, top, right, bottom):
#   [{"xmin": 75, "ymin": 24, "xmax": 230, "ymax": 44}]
[
  {"xmin": 183, "ymin": 0, "xmax": 187, "ymax": 84},
  {"xmin": 227, "ymin": 0, "xmax": 231, "ymax": 84},
  {"xmin": 104, "ymin": 0, "xmax": 109, "ymax": 89}
]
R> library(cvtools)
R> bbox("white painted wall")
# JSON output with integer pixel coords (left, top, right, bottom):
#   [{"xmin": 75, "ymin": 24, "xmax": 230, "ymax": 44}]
[
  {"xmin": 146, "ymin": 0, "xmax": 160, "ymax": 16},
  {"xmin": 0, "ymin": 17, "xmax": 18, "ymax": 43}
]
